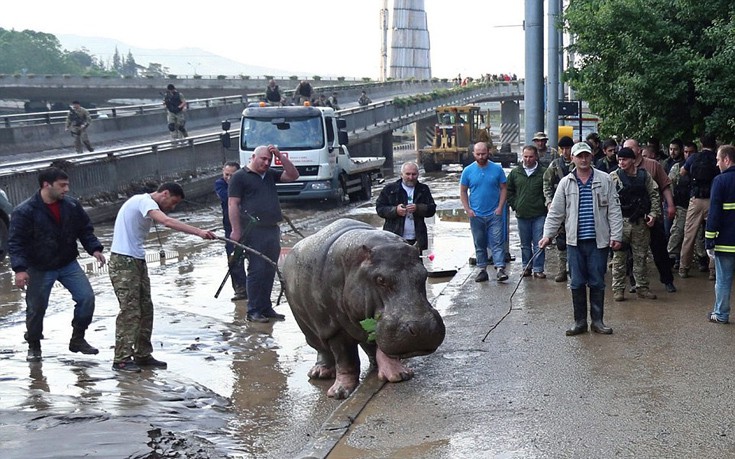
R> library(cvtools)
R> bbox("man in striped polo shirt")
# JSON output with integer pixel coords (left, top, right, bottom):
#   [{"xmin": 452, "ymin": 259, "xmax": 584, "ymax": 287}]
[{"xmin": 540, "ymin": 142, "xmax": 623, "ymax": 336}]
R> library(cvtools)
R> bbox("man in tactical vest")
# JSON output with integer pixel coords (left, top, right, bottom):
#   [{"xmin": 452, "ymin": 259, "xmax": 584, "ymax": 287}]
[
  {"xmin": 667, "ymin": 141, "xmax": 706, "ymax": 269},
  {"xmin": 65, "ymin": 101, "xmax": 94, "ymax": 153},
  {"xmin": 679, "ymin": 133, "xmax": 720, "ymax": 279},
  {"xmin": 543, "ymin": 135, "xmax": 575, "ymax": 282},
  {"xmin": 610, "ymin": 148, "xmax": 661, "ymax": 301},
  {"xmin": 163, "ymin": 84, "xmax": 188, "ymax": 141}
]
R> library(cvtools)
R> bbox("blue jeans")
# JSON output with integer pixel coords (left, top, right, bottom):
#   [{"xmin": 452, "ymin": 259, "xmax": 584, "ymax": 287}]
[
  {"xmin": 517, "ymin": 215, "xmax": 546, "ymax": 273},
  {"xmin": 712, "ymin": 253, "xmax": 735, "ymax": 321},
  {"xmin": 470, "ymin": 214, "xmax": 505, "ymax": 269},
  {"xmin": 25, "ymin": 261, "xmax": 95, "ymax": 342},
  {"xmin": 567, "ymin": 239, "xmax": 608, "ymax": 290},
  {"xmin": 245, "ymin": 226, "xmax": 281, "ymax": 315}
]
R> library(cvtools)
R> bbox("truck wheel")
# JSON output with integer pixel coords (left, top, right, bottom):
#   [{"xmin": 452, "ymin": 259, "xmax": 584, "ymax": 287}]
[
  {"xmin": 349, "ymin": 174, "xmax": 371, "ymax": 202},
  {"xmin": 423, "ymin": 155, "xmax": 441, "ymax": 173},
  {"xmin": 0, "ymin": 218, "xmax": 7, "ymax": 262}
]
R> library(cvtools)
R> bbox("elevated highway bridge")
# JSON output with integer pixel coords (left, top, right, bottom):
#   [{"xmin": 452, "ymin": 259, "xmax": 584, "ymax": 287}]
[{"xmin": 0, "ymin": 79, "xmax": 525, "ymax": 208}]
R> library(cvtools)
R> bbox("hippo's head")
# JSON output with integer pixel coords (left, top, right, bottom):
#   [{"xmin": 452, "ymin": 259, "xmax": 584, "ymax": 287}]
[{"xmin": 352, "ymin": 240, "xmax": 445, "ymax": 358}]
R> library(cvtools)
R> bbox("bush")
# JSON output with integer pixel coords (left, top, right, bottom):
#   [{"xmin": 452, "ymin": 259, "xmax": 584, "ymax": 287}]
[
  {"xmin": 264, "ymin": 74, "xmax": 274, "ymax": 81},
  {"xmin": 362, "ymin": 77, "xmax": 372, "ymax": 82},
  {"xmin": 193, "ymin": 75, "xmax": 202, "ymax": 79},
  {"xmin": 240, "ymin": 75, "xmax": 250, "ymax": 80},
  {"xmin": 312, "ymin": 75, "xmax": 322, "ymax": 81},
  {"xmin": 337, "ymin": 76, "xmax": 345, "ymax": 82},
  {"xmin": 289, "ymin": 75, "xmax": 298, "ymax": 81},
  {"xmin": 167, "ymin": 74, "xmax": 177, "ymax": 79},
  {"xmin": 217, "ymin": 75, "xmax": 226, "ymax": 80}
]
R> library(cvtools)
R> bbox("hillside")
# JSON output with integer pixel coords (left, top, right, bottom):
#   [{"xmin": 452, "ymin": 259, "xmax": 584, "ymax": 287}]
[{"xmin": 57, "ymin": 34, "xmax": 300, "ymax": 78}]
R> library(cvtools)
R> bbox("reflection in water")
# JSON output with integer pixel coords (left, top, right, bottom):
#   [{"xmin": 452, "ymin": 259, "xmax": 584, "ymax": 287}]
[{"xmin": 25, "ymin": 362, "xmax": 51, "ymax": 411}]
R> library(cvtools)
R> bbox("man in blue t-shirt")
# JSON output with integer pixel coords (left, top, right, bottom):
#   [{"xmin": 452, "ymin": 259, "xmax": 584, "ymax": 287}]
[{"xmin": 460, "ymin": 142, "xmax": 508, "ymax": 282}]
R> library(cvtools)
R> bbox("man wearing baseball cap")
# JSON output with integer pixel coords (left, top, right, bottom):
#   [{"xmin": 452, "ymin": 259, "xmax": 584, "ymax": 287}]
[
  {"xmin": 540, "ymin": 142, "xmax": 623, "ymax": 336},
  {"xmin": 543, "ymin": 135, "xmax": 576, "ymax": 282},
  {"xmin": 533, "ymin": 132, "xmax": 554, "ymax": 165}
]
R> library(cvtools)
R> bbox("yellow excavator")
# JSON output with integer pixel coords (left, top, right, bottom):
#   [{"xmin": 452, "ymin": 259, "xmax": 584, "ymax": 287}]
[{"xmin": 418, "ymin": 105, "xmax": 514, "ymax": 172}]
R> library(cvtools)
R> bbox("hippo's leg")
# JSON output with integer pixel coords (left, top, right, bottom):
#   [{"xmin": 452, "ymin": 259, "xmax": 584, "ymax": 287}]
[
  {"xmin": 307, "ymin": 351, "xmax": 336, "ymax": 379},
  {"xmin": 376, "ymin": 348, "xmax": 414, "ymax": 383},
  {"xmin": 326, "ymin": 336, "xmax": 361, "ymax": 399}
]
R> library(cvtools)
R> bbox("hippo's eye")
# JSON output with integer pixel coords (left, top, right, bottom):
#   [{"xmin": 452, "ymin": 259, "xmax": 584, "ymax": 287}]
[{"xmin": 375, "ymin": 276, "xmax": 387, "ymax": 287}]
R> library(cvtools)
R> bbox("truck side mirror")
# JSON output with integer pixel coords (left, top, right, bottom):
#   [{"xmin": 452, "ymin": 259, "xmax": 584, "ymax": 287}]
[
  {"xmin": 221, "ymin": 120, "xmax": 231, "ymax": 131},
  {"xmin": 338, "ymin": 130, "xmax": 349, "ymax": 146},
  {"xmin": 336, "ymin": 119, "xmax": 347, "ymax": 129}
]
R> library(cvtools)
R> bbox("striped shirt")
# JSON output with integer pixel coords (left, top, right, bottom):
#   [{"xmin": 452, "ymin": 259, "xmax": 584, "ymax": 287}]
[{"xmin": 576, "ymin": 171, "xmax": 596, "ymax": 240}]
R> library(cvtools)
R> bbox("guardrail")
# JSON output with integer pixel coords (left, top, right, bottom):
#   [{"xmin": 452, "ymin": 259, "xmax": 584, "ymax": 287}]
[{"xmin": 1, "ymin": 95, "xmax": 247, "ymax": 128}]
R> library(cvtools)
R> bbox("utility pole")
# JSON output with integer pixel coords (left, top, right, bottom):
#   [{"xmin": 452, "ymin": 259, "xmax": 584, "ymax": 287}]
[
  {"xmin": 380, "ymin": 0, "xmax": 389, "ymax": 82},
  {"xmin": 524, "ymin": 0, "xmax": 544, "ymax": 145},
  {"xmin": 546, "ymin": 0, "xmax": 561, "ymax": 149}
]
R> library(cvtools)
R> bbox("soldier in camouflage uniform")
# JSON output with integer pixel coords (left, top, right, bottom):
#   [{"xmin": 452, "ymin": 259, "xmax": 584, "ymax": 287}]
[
  {"xmin": 543, "ymin": 136, "xmax": 575, "ymax": 282},
  {"xmin": 65, "ymin": 101, "xmax": 94, "ymax": 153},
  {"xmin": 610, "ymin": 148, "xmax": 661, "ymax": 301},
  {"xmin": 109, "ymin": 183, "xmax": 216, "ymax": 372}
]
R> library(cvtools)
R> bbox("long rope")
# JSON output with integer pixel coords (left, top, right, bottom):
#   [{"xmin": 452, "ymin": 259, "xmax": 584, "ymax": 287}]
[{"xmin": 481, "ymin": 247, "xmax": 547, "ymax": 342}]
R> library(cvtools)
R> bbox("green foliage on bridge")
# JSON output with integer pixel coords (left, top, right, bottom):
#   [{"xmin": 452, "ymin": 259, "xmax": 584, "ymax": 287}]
[{"xmin": 565, "ymin": 0, "xmax": 735, "ymax": 143}]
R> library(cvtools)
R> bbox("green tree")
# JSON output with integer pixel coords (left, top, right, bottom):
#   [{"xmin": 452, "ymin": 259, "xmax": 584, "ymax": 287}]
[
  {"xmin": 112, "ymin": 46, "xmax": 122, "ymax": 73},
  {"xmin": 564, "ymin": 0, "xmax": 735, "ymax": 143},
  {"xmin": 122, "ymin": 50, "xmax": 138, "ymax": 77},
  {"xmin": 0, "ymin": 28, "xmax": 72, "ymax": 74}
]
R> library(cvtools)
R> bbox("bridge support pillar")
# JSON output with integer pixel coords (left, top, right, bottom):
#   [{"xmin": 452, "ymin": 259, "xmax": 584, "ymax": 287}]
[
  {"xmin": 381, "ymin": 132, "xmax": 394, "ymax": 170},
  {"xmin": 500, "ymin": 101, "xmax": 521, "ymax": 150}
]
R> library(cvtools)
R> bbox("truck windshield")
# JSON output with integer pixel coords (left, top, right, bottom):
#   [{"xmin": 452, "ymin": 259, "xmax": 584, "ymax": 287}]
[{"xmin": 241, "ymin": 115, "xmax": 324, "ymax": 150}]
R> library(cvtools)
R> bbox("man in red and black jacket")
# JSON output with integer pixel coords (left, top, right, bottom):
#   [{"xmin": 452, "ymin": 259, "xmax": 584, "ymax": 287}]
[{"xmin": 8, "ymin": 167, "xmax": 106, "ymax": 362}]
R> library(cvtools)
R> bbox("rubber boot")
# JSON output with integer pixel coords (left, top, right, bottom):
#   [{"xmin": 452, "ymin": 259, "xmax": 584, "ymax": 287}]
[
  {"xmin": 589, "ymin": 288, "xmax": 613, "ymax": 334},
  {"xmin": 69, "ymin": 328, "xmax": 99, "ymax": 355},
  {"xmin": 27, "ymin": 340, "xmax": 42, "ymax": 362},
  {"xmin": 566, "ymin": 288, "xmax": 588, "ymax": 336}
]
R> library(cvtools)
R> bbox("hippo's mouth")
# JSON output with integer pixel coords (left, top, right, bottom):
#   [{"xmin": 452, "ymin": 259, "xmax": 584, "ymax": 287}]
[{"xmin": 383, "ymin": 347, "xmax": 438, "ymax": 359}]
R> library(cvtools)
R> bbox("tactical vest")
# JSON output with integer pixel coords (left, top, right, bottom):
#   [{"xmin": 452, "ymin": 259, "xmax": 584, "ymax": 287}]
[
  {"xmin": 615, "ymin": 168, "xmax": 651, "ymax": 223},
  {"xmin": 673, "ymin": 172, "xmax": 691, "ymax": 208},
  {"xmin": 690, "ymin": 150, "xmax": 719, "ymax": 199},
  {"xmin": 68, "ymin": 108, "xmax": 84, "ymax": 126},
  {"xmin": 165, "ymin": 91, "xmax": 183, "ymax": 113},
  {"xmin": 550, "ymin": 158, "xmax": 572, "ymax": 193}
]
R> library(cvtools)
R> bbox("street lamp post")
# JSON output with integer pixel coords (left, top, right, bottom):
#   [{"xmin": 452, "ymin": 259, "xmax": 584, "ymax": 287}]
[{"xmin": 187, "ymin": 62, "xmax": 201, "ymax": 77}]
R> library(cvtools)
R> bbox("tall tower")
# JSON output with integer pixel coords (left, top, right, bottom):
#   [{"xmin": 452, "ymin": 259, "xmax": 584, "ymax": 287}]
[{"xmin": 390, "ymin": 0, "xmax": 431, "ymax": 80}]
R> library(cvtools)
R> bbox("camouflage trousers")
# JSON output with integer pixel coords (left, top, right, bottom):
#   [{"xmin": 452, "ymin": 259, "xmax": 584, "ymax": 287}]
[
  {"xmin": 109, "ymin": 253, "xmax": 154, "ymax": 362},
  {"xmin": 166, "ymin": 111, "xmax": 187, "ymax": 140},
  {"xmin": 612, "ymin": 220, "xmax": 651, "ymax": 292},
  {"xmin": 667, "ymin": 205, "xmax": 706, "ymax": 260},
  {"xmin": 69, "ymin": 126, "xmax": 93, "ymax": 153}
]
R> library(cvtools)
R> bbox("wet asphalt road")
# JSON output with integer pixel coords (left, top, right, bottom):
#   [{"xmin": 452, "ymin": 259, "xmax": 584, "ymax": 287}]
[
  {"xmin": 0, "ymin": 151, "xmax": 474, "ymax": 458},
  {"xmin": 1, "ymin": 149, "xmax": 727, "ymax": 458}
]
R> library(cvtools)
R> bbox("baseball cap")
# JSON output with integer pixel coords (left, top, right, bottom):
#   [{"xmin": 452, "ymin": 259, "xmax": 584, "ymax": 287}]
[
  {"xmin": 532, "ymin": 132, "xmax": 548, "ymax": 141},
  {"xmin": 571, "ymin": 142, "xmax": 593, "ymax": 156}
]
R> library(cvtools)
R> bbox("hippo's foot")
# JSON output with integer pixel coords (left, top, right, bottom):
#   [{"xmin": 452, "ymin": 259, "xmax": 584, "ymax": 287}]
[
  {"xmin": 307, "ymin": 363, "xmax": 335, "ymax": 380},
  {"xmin": 327, "ymin": 372, "xmax": 360, "ymax": 399},
  {"xmin": 376, "ymin": 348, "xmax": 414, "ymax": 383}
]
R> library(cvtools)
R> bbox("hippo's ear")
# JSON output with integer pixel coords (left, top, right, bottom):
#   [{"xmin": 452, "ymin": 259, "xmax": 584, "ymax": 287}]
[{"xmin": 357, "ymin": 244, "xmax": 373, "ymax": 263}]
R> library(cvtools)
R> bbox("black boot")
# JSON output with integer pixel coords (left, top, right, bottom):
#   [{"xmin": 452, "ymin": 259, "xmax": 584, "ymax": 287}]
[
  {"xmin": 27, "ymin": 340, "xmax": 42, "ymax": 362},
  {"xmin": 589, "ymin": 288, "xmax": 613, "ymax": 334},
  {"xmin": 69, "ymin": 328, "xmax": 99, "ymax": 354},
  {"xmin": 566, "ymin": 288, "xmax": 588, "ymax": 336}
]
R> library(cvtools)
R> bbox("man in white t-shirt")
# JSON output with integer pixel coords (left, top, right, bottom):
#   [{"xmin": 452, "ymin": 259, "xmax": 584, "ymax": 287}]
[{"xmin": 109, "ymin": 182, "xmax": 216, "ymax": 372}]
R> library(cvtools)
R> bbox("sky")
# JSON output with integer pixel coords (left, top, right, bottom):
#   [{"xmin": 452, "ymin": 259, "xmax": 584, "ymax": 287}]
[{"xmin": 1, "ymin": 0, "xmax": 526, "ymax": 79}]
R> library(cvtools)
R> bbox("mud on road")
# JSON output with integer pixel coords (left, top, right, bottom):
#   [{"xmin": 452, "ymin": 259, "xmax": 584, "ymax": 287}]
[{"xmin": 0, "ymin": 151, "xmax": 475, "ymax": 458}]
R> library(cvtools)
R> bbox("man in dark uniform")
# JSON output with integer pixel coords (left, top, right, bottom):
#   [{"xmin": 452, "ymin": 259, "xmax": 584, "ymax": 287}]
[{"xmin": 228, "ymin": 145, "xmax": 299, "ymax": 323}]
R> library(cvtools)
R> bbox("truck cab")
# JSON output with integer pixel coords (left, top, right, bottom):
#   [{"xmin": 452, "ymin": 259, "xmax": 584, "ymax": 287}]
[{"xmin": 238, "ymin": 104, "xmax": 383, "ymax": 202}]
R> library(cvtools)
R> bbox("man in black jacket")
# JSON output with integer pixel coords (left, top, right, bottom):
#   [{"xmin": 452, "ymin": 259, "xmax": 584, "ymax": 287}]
[
  {"xmin": 376, "ymin": 162, "xmax": 436, "ymax": 252},
  {"xmin": 8, "ymin": 167, "xmax": 106, "ymax": 362}
]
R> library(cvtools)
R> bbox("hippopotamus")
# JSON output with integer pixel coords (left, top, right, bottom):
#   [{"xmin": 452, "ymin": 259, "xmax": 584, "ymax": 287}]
[{"xmin": 282, "ymin": 218, "xmax": 446, "ymax": 399}]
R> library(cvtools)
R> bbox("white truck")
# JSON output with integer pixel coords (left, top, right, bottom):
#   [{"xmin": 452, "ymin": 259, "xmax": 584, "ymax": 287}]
[{"xmin": 235, "ymin": 104, "xmax": 384, "ymax": 202}]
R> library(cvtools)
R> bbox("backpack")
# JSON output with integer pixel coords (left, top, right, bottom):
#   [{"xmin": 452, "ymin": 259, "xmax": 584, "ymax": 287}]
[
  {"xmin": 690, "ymin": 150, "xmax": 719, "ymax": 199},
  {"xmin": 615, "ymin": 168, "xmax": 651, "ymax": 223}
]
